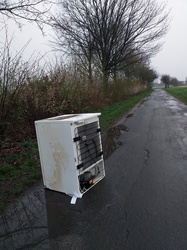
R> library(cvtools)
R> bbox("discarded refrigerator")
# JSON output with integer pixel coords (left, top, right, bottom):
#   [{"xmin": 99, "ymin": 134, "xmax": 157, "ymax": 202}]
[{"xmin": 35, "ymin": 113, "xmax": 105, "ymax": 200}]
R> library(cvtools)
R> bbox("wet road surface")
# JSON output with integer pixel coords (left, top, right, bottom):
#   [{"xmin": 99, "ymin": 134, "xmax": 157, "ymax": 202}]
[{"xmin": 1, "ymin": 89, "xmax": 187, "ymax": 249}]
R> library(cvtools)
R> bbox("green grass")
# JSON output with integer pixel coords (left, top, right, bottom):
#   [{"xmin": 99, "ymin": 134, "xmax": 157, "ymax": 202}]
[
  {"xmin": 0, "ymin": 141, "xmax": 40, "ymax": 180},
  {"xmin": 98, "ymin": 89, "xmax": 152, "ymax": 129},
  {"xmin": 0, "ymin": 140, "xmax": 41, "ymax": 212},
  {"xmin": 165, "ymin": 87, "xmax": 187, "ymax": 104}
]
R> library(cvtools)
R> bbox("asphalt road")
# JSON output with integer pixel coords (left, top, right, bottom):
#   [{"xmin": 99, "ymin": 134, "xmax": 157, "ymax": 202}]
[
  {"xmin": 1, "ymin": 89, "xmax": 187, "ymax": 250},
  {"xmin": 47, "ymin": 89, "xmax": 187, "ymax": 250}
]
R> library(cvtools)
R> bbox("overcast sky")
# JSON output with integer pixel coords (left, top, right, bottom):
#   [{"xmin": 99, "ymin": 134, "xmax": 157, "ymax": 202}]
[
  {"xmin": 1, "ymin": 0, "xmax": 187, "ymax": 81},
  {"xmin": 151, "ymin": 0, "xmax": 187, "ymax": 81}
]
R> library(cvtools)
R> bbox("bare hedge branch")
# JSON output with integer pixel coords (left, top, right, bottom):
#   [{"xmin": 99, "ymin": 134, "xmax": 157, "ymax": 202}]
[{"xmin": 0, "ymin": 0, "xmax": 54, "ymax": 29}]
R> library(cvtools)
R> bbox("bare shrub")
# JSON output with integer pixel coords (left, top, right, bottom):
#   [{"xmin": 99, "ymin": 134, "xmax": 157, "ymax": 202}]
[
  {"xmin": 19, "ymin": 60, "xmax": 150, "ymax": 127},
  {"xmin": 0, "ymin": 42, "xmax": 150, "ymax": 144},
  {"xmin": 0, "ymin": 31, "xmax": 31, "ymax": 142}
]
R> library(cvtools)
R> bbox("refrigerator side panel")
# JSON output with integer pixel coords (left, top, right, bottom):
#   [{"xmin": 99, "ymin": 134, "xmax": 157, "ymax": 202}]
[{"xmin": 35, "ymin": 122, "xmax": 80, "ymax": 195}]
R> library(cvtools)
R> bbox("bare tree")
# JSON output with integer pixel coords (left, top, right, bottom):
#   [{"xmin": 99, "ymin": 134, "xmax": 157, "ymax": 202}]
[
  {"xmin": 0, "ymin": 27, "xmax": 44, "ymax": 143},
  {"xmin": 0, "ymin": 0, "xmax": 53, "ymax": 29},
  {"xmin": 124, "ymin": 61, "xmax": 157, "ymax": 84},
  {"xmin": 185, "ymin": 77, "xmax": 187, "ymax": 86},
  {"xmin": 52, "ymin": 0, "xmax": 170, "ymax": 86},
  {"xmin": 51, "ymin": 2, "xmax": 96, "ymax": 83},
  {"xmin": 161, "ymin": 74, "xmax": 170, "ymax": 88},
  {"xmin": 0, "ymin": 34, "xmax": 27, "ymax": 122},
  {"xmin": 170, "ymin": 77, "xmax": 179, "ymax": 87}
]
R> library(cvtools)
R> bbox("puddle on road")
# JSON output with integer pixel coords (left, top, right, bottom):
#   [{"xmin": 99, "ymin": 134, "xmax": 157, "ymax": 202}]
[
  {"xmin": 0, "ymin": 124, "xmax": 129, "ymax": 249},
  {"xmin": 166, "ymin": 99, "xmax": 181, "ymax": 110},
  {"xmin": 126, "ymin": 113, "xmax": 133, "ymax": 118},
  {"xmin": 45, "ymin": 190, "xmax": 84, "ymax": 249},
  {"xmin": 166, "ymin": 97, "xmax": 187, "ymax": 118},
  {"xmin": 0, "ymin": 187, "xmax": 83, "ymax": 250},
  {"xmin": 102, "ymin": 124, "xmax": 129, "ymax": 159},
  {"xmin": 0, "ymin": 189, "xmax": 49, "ymax": 250}
]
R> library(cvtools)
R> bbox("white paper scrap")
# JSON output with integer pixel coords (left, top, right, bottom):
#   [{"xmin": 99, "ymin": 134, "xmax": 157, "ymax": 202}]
[{"xmin": 71, "ymin": 196, "xmax": 77, "ymax": 204}]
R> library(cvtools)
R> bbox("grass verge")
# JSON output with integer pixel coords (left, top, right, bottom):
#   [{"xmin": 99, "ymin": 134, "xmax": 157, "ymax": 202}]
[
  {"xmin": 0, "ymin": 89, "xmax": 152, "ymax": 213},
  {"xmin": 99, "ymin": 89, "xmax": 152, "ymax": 129},
  {"xmin": 165, "ymin": 87, "xmax": 187, "ymax": 104},
  {"xmin": 0, "ymin": 141, "xmax": 41, "ymax": 212}
]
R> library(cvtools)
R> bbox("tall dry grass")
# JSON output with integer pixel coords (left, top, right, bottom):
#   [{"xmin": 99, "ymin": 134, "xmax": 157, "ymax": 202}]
[{"xmin": 1, "ymin": 62, "xmax": 150, "ymax": 142}]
